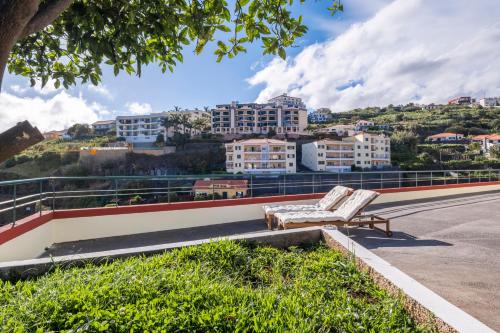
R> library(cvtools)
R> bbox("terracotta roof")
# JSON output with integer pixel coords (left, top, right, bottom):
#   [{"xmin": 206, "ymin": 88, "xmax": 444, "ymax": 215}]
[
  {"xmin": 230, "ymin": 138, "xmax": 289, "ymax": 145},
  {"xmin": 193, "ymin": 179, "xmax": 249, "ymax": 189},
  {"xmin": 427, "ymin": 132, "xmax": 461, "ymax": 138},
  {"xmin": 486, "ymin": 134, "xmax": 500, "ymax": 140},
  {"xmin": 471, "ymin": 134, "xmax": 491, "ymax": 140}
]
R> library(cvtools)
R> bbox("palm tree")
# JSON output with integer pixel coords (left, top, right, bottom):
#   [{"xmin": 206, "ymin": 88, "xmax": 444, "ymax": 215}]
[
  {"xmin": 180, "ymin": 113, "xmax": 191, "ymax": 134},
  {"xmin": 192, "ymin": 117, "xmax": 209, "ymax": 135}
]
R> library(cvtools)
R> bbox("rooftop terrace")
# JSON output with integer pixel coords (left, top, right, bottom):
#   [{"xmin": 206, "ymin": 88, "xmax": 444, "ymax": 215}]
[{"xmin": 0, "ymin": 172, "xmax": 499, "ymax": 332}]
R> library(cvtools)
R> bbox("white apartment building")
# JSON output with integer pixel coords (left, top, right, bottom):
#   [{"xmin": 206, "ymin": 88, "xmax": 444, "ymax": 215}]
[
  {"xmin": 225, "ymin": 139, "xmax": 296, "ymax": 174},
  {"xmin": 302, "ymin": 133, "xmax": 391, "ymax": 172},
  {"xmin": 308, "ymin": 108, "xmax": 333, "ymax": 123},
  {"xmin": 116, "ymin": 110, "xmax": 209, "ymax": 143},
  {"xmin": 212, "ymin": 94, "xmax": 308, "ymax": 136},
  {"xmin": 426, "ymin": 132, "xmax": 464, "ymax": 142},
  {"xmin": 316, "ymin": 124, "xmax": 356, "ymax": 136},
  {"xmin": 479, "ymin": 97, "xmax": 500, "ymax": 108},
  {"xmin": 472, "ymin": 134, "xmax": 500, "ymax": 156},
  {"xmin": 355, "ymin": 120, "xmax": 375, "ymax": 131}
]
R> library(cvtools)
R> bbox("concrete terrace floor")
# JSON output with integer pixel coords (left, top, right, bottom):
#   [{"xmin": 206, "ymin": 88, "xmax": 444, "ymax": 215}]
[
  {"xmin": 340, "ymin": 191, "xmax": 500, "ymax": 331},
  {"xmin": 42, "ymin": 190, "xmax": 500, "ymax": 331}
]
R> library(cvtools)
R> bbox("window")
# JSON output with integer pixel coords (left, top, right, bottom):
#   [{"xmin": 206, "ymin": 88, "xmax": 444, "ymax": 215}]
[
  {"xmin": 289, "ymin": 163, "xmax": 294, "ymax": 167},
  {"xmin": 287, "ymin": 145, "xmax": 295, "ymax": 150},
  {"xmin": 357, "ymin": 153, "xmax": 361, "ymax": 157},
  {"xmin": 357, "ymin": 145, "xmax": 361, "ymax": 149},
  {"xmin": 365, "ymin": 138, "xmax": 369, "ymax": 141},
  {"xmin": 237, "ymin": 155, "xmax": 241, "ymax": 159},
  {"xmin": 365, "ymin": 153, "xmax": 369, "ymax": 157},
  {"xmin": 318, "ymin": 161, "xmax": 325, "ymax": 165},
  {"xmin": 356, "ymin": 161, "xmax": 361, "ymax": 165},
  {"xmin": 318, "ymin": 153, "xmax": 323, "ymax": 157},
  {"xmin": 364, "ymin": 145, "xmax": 369, "ymax": 149}
]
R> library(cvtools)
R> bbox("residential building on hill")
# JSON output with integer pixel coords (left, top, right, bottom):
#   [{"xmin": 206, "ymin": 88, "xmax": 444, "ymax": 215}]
[
  {"xmin": 211, "ymin": 94, "xmax": 307, "ymax": 137},
  {"xmin": 478, "ymin": 97, "xmax": 500, "ymax": 108},
  {"xmin": 448, "ymin": 96, "xmax": 474, "ymax": 105},
  {"xmin": 302, "ymin": 132, "xmax": 391, "ymax": 172},
  {"xmin": 315, "ymin": 124, "xmax": 356, "ymax": 136},
  {"xmin": 92, "ymin": 120, "xmax": 116, "ymax": 136},
  {"xmin": 225, "ymin": 139, "xmax": 296, "ymax": 174},
  {"xmin": 472, "ymin": 134, "xmax": 500, "ymax": 156},
  {"xmin": 426, "ymin": 132, "xmax": 464, "ymax": 142},
  {"xmin": 355, "ymin": 120, "xmax": 375, "ymax": 131},
  {"xmin": 42, "ymin": 130, "xmax": 67, "ymax": 140},
  {"xmin": 116, "ymin": 110, "xmax": 209, "ymax": 143},
  {"xmin": 308, "ymin": 108, "xmax": 333, "ymax": 123},
  {"xmin": 193, "ymin": 179, "xmax": 248, "ymax": 199}
]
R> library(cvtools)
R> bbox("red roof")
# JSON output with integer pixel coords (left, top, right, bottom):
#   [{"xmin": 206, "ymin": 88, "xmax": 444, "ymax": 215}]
[
  {"xmin": 427, "ymin": 132, "xmax": 461, "ymax": 139},
  {"xmin": 472, "ymin": 134, "xmax": 500, "ymax": 141},
  {"xmin": 193, "ymin": 179, "xmax": 249, "ymax": 189}
]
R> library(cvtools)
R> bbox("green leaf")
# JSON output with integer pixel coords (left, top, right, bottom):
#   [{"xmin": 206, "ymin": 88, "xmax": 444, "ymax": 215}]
[{"xmin": 278, "ymin": 47, "xmax": 286, "ymax": 60}]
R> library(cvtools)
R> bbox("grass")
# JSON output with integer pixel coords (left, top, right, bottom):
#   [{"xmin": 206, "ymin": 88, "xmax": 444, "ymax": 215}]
[{"xmin": 0, "ymin": 241, "xmax": 433, "ymax": 332}]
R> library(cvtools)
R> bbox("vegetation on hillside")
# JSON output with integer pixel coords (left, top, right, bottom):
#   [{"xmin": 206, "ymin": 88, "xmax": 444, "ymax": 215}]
[{"xmin": 0, "ymin": 241, "xmax": 431, "ymax": 332}]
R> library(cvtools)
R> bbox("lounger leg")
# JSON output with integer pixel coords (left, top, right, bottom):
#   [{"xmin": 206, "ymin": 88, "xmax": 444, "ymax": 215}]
[
  {"xmin": 266, "ymin": 214, "xmax": 273, "ymax": 230},
  {"xmin": 386, "ymin": 220, "xmax": 392, "ymax": 237}
]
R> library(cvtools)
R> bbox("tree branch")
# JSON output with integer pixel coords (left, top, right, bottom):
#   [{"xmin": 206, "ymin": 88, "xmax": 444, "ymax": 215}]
[{"xmin": 21, "ymin": 0, "xmax": 74, "ymax": 38}]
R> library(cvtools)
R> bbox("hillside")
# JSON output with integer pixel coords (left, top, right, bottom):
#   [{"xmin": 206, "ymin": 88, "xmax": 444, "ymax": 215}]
[{"xmin": 317, "ymin": 104, "xmax": 500, "ymax": 137}]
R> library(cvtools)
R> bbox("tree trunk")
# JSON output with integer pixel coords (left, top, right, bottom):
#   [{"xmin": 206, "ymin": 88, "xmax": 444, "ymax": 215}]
[
  {"xmin": 0, "ymin": 0, "xmax": 40, "ymax": 91},
  {"xmin": 0, "ymin": 120, "xmax": 44, "ymax": 163}
]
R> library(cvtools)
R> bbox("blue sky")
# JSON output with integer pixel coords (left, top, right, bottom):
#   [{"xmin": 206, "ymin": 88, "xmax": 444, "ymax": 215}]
[
  {"xmin": 2, "ymin": 0, "xmax": 500, "ymax": 132},
  {"xmin": 3, "ymin": 0, "xmax": 386, "ymax": 114}
]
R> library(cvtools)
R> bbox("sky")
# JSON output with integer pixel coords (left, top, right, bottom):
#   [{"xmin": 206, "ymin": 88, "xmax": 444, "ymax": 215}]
[{"xmin": 1, "ymin": 0, "xmax": 500, "ymax": 132}]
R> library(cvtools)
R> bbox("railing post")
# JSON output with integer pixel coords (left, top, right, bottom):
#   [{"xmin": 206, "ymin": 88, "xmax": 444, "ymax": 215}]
[
  {"xmin": 39, "ymin": 180, "xmax": 43, "ymax": 216},
  {"xmin": 312, "ymin": 174, "xmax": 315, "ymax": 194},
  {"xmin": 489, "ymin": 170, "xmax": 491, "ymax": 182},
  {"xmin": 12, "ymin": 184, "xmax": 17, "ymax": 226},
  {"xmin": 456, "ymin": 170, "xmax": 459, "ymax": 184},
  {"xmin": 167, "ymin": 180, "xmax": 171, "ymax": 203},
  {"xmin": 360, "ymin": 172, "xmax": 363, "ymax": 189},
  {"xmin": 283, "ymin": 174, "xmax": 286, "ymax": 195},
  {"xmin": 398, "ymin": 172, "xmax": 401, "ymax": 188},
  {"xmin": 430, "ymin": 171, "xmax": 433, "ymax": 186},
  {"xmin": 51, "ymin": 180, "xmax": 55, "ymax": 212},
  {"xmin": 114, "ymin": 179, "xmax": 118, "ymax": 206},
  {"xmin": 380, "ymin": 173, "xmax": 383, "ymax": 189},
  {"xmin": 250, "ymin": 174, "xmax": 253, "ymax": 197},
  {"xmin": 468, "ymin": 171, "xmax": 471, "ymax": 183},
  {"xmin": 415, "ymin": 172, "xmax": 418, "ymax": 187}
]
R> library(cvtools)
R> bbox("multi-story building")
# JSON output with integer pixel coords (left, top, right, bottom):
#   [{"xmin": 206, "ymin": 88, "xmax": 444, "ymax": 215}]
[
  {"xmin": 308, "ymin": 108, "xmax": 333, "ymax": 123},
  {"xmin": 92, "ymin": 120, "xmax": 116, "ymax": 136},
  {"xmin": 355, "ymin": 120, "xmax": 375, "ymax": 131},
  {"xmin": 225, "ymin": 139, "xmax": 296, "ymax": 174},
  {"xmin": 211, "ymin": 94, "xmax": 307, "ymax": 136},
  {"xmin": 116, "ymin": 110, "xmax": 209, "ymax": 143},
  {"xmin": 478, "ymin": 97, "xmax": 500, "ymax": 108},
  {"xmin": 302, "ymin": 133, "xmax": 391, "ymax": 172},
  {"xmin": 426, "ymin": 132, "xmax": 464, "ymax": 142},
  {"xmin": 315, "ymin": 124, "xmax": 356, "ymax": 136},
  {"xmin": 448, "ymin": 96, "xmax": 474, "ymax": 105}
]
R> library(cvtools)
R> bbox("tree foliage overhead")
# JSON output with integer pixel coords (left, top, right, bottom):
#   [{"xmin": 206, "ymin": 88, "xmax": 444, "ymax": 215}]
[{"xmin": 3, "ymin": 0, "xmax": 343, "ymax": 90}]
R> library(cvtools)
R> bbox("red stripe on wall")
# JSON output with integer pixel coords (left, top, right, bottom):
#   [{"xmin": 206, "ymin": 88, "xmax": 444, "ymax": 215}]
[{"xmin": 0, "ymin": 211, "xmax": 53, "ymax": 245}]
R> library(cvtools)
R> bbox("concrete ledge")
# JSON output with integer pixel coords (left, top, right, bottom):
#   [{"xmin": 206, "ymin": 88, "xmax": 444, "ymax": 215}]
[
  {"xmin": 0, "ymin": 227, "xmax": 322, "ymax": 280},
  {"xmin": 321, "ymin": 229, "xmax": 495, "ymax": 333}
]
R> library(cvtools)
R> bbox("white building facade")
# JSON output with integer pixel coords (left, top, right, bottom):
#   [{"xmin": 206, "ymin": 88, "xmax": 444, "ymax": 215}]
[
  {"xmin": 225, "ymin": 139, "xmax": 296, "ymax": 174},
  {"xmin": 479, "ymin": 97, "xmax": 500, "ymax": 108},
  {"xmin": 308, "ymin": 108, "xmax": 333, "ymax": 123},
  {"xmin": 302, "ymin": 133, "xmax": 391, "ymax": 172},
  {"xmin": 212, "ymin": 94, "xmax": 308, "ymax": 136},
  {"xmin": 116, "ymin": 110, "xmax": 209, "ymax": 143}
]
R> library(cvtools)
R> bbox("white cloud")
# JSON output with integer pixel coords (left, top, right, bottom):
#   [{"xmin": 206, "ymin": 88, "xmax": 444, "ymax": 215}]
[
  {"xmin": 0, "ymin": 91, "xmax": 110, "ymax": 132},
  {"xmin": 248, "ymin": 0, "xmax": 500, "ymax": 111},
  {"xmin": 125, "ymin": 102, "xmax": 153, "ymax": 115},
  {"xmin": 87, "ymin": 84, "xmax": 113, "ymax": 99},
  {"xmin": 8, "ymin": 79, "xmax": 62, "ymax": 96}
]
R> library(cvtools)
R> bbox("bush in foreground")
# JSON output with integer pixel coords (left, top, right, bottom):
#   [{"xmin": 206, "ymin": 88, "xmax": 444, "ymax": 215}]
[{"xmin": 0, "ymin": 241, "xmax": 432, "ymax": 332}]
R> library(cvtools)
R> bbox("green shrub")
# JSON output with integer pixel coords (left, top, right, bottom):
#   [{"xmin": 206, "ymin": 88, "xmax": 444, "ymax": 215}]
[
  {"xmin": 0, "ymin": 241, "xmax": 431, "ymax": 332},
  {"xmin": 61, "ymin": 151, "xmax": 80, "ymax": 165}
]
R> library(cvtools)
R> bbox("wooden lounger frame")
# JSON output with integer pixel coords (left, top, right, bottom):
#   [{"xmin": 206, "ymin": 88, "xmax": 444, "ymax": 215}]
[
  {"xmin": 264, "ymin": 188, "xmax": 354, "ymax": 230},
  {"xmin": 273, "ymin": 194, "xmax": 392, "ymax": 237}
]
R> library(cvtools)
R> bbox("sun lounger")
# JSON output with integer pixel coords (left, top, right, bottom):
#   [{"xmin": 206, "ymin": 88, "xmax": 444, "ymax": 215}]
[
  {"xmin": 274, "ymin": 189, "xmax": 392, "ymax": 236},
  {"xmin": 262, "ymin": 185, "xmax": 353, "ymax": 230}
]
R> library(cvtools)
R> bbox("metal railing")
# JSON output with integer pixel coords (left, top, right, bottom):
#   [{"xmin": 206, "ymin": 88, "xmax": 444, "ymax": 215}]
[{"xmin": 0, "ymin": 169, "xmax": 499, "ymax": 227}]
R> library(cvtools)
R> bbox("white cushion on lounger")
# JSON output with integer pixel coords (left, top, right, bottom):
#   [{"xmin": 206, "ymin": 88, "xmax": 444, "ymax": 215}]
[
  {"xmin": 263, "ymin": 204, "xmax": 321, "ymax": 215},
  {"xmin": 275, "ymin": 190, "xmax": 379, "ymax": 224},
  {"xmin": 317, "ymin": 185, "xmax": 352, "ymax": 210},
  {"xmin": 263, "ymin": 185, "xmax": 352, "ymax": 215}
]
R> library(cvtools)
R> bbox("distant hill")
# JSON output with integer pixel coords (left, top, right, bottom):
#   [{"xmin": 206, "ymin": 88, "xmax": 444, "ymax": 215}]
[{"xmin": 316, "ymin": 104, "xmax": 500, "ymax": 138}]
